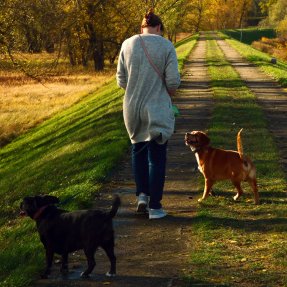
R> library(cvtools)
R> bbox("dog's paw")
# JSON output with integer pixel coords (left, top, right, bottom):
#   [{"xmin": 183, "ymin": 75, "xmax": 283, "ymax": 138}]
[
  {"xmin": 198, "ymin": 198, "xmax": 203, "ymax": 203},
  {"xmin": 106, "ymin": 272, "xmax": 116, "ymax": 277}
]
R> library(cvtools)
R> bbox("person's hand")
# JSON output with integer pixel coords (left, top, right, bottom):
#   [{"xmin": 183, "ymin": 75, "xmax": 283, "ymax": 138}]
[{"xmin": 167, "ymin": 89, "xmax": 176, "ymax": 97}]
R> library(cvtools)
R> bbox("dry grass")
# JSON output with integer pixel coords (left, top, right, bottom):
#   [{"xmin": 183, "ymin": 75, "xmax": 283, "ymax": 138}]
[
  {"xmin": 176, "ymin": 32, "xmax": 192, "ymax": 42},
  {"xmin": 0, "ymin": 56, "xmax": 115, "ymax": 146},
  {"xmin": 251, "ymin": 37, "xmax": 287, "ymax": 61}
]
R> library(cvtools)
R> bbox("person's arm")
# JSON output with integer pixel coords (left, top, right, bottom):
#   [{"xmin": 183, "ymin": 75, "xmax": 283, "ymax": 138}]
[
  {"xmin": 165, "ymin": 45, "xmax": 181, "ymax": 96},
  {"xmin": 116, "ymin": 44, "xmax": 127, "ymax": 90}
]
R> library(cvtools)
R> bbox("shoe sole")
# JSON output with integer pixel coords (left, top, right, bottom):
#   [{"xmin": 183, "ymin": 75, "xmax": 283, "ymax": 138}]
[
  {"xmin": 137, "ymin": 202, "xmax": 148, "ymax": 213},
  {"xmin": 149, "ymin": 213, "xmax": 167, "ymax": 219}
]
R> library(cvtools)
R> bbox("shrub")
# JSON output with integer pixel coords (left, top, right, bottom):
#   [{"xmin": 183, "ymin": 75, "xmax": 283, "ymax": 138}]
[{"xmin": 251, "ymin": 37, "xmax": 287, "ymax": 61}]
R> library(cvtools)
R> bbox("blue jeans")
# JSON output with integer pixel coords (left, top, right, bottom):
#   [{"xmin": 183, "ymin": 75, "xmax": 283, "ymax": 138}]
[{"xmin": 132, "ymin": 140, "xmax": 167, "ymax": 209}]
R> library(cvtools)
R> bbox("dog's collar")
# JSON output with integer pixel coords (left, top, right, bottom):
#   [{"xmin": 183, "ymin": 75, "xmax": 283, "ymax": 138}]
[
  {"xmin": 33, "ymin": 205, "xmax": 50, "ymax": 220},
  {"xmin": 191, "ymin": 145, "xmax": 209, "ymax": 154}
]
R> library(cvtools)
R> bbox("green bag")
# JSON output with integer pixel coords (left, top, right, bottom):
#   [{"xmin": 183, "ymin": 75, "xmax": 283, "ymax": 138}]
[{"xmin": 172, "ymin": 105, "xmax": 180, "ymax": 117}]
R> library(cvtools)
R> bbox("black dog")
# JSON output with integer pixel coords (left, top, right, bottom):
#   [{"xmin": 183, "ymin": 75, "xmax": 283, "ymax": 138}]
[{"xmin": 20, "ymin": 194, "xmax": 120, "ymax": 279}]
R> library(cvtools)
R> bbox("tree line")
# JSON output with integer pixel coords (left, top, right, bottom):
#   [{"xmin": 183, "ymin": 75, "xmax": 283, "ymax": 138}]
[{"xmin": 0, "ymin": 0, "xmax": 283, "ymax": 71}]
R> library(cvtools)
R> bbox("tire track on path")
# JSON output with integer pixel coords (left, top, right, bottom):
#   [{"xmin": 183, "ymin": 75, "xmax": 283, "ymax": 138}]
[{"xmin": 216, "ymin": 37, "xmax": 287, "ymax": 174}]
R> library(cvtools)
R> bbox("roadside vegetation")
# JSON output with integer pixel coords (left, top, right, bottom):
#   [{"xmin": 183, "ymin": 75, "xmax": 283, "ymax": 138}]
[
  {"xmin": 184, "ymin": 38, "xmax": 287, "ymax": 286},
  {"xmin": 220, "ymin": 31, "xmax": 287, "ymax": 87},
  {"xmin": 222, "ymin": 28, "xmax": 276, "ymax": 45},
  {"xmin": 176, "ymin": 34, "xmax": 199, "ymax": 72},
  {"xmin": 0, "ymin": 35, "xmax": 197, "ymax": 287}
]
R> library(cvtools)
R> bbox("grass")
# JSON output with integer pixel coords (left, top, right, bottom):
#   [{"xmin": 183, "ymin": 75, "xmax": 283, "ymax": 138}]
[
  {"xmin": 176, "ymin": 34, "xmax": 199, "ymax": 72},
  {"xmin": 0, "ymin": 80, "xmax": 128, "ymax": 286},
  {"xmin": 0, "ymin": 36, "xmax": 198, "ymax": 287},
  {"xmin": 0, "ymin": 55, "xmax": 115, "ymax": 147},
  {"xmin": 184, "ymin": 38, "xmax": 287, "ymax": 287},
  {"xmin": 222, "ymin": 28, "xmax": 276, "ymax": 45},
  {"xmin": 220, "ymin": 31, "xmax": 287, "ymax": 87}
]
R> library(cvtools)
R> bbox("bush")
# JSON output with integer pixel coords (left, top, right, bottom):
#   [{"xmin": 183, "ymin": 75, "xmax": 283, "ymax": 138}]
[
  {"xmin": 277, "ymin": 18, "xmax": 287, "ymax": 40},
  {"xmin": 251, "ymin": 37, "xmax": 287, "ymax": 61}
]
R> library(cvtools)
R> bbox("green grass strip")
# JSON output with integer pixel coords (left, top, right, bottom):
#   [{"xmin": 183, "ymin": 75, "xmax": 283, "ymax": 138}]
[
  {"xmin": 0, "ymin": 36, "xmax": 198, "ymax": 287},
  {"xmin": 176, "ymin": 34, "xmax": 199, "ymax": 73},
  {"xmin": 185, "ymin": 39, "xmax": 287, "ymax": 287},
  {"xmin": 220, "ymin": 31, "xmax": 287, "ymax": 87}
]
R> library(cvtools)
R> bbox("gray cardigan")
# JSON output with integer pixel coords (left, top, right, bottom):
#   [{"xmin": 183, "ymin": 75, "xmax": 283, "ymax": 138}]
[{"xmin": 116, "ymin": 34, "xmax": 180, "ymax": 144}]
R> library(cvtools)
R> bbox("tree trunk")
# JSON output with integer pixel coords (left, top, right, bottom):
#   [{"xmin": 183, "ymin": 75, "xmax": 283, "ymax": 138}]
[
  {"xmin": 86, "ymin": 22, "xmax": 104, "ymax": 71},
  {"xmin": 93, "ymin": 39, "xmax": 104, "ymax": 71},
  {"xmin": 25, "ymin": 27, "xmax": 42, "ymax": 53}
]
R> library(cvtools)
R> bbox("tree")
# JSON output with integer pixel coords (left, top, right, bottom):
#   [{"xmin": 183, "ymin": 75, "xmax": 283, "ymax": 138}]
[
  {"xmin": 260, "ymin": 0, "xmax": 287, "ymax": 31},
  {"xmin": 157, "ymin": 0, "xmax": 189, "ymax": 41}
]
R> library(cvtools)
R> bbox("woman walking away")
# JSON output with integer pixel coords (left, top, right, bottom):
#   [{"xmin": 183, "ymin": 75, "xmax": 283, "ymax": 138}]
[{"xmin": 116, "ymin": 9, "xmax": 180, "ymax": 219}]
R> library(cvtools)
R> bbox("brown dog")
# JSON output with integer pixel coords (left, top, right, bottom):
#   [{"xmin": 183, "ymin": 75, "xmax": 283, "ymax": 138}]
[
  {"xmin": 185, "ymin": 129, "xmax": 259, "ymax": 204},
  {"xmin": 20, "ymin": 194, "xmax": 120, "ymax": 279}
]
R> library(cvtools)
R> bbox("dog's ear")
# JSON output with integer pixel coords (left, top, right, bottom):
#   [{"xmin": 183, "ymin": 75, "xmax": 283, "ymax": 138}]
[
  {"xmin": 199, "ymin": 132, "xmax": 210, "ymax": 146},
  {"xmin": 35, "ymin": 195, "xmax": 59, "ymax": 207}
]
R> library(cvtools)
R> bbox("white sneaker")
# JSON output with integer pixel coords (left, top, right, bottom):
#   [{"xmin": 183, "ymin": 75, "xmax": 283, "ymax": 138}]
[
  {"xmin": 136, "ymin": 193, "xmax": 148, "ymax": 213},
  {"xmin": 149, "ymin": 208, "xmax": 167, "ymax": 219}
]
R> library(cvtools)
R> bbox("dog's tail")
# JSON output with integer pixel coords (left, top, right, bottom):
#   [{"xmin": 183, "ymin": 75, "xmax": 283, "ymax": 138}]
[
  {"xmin": 109, "ymin": 195, "xmax": 121, "ymax": 218},
  {"xmin": 237, "ymin": 128, "xmax": 244, "ymax": 159}
]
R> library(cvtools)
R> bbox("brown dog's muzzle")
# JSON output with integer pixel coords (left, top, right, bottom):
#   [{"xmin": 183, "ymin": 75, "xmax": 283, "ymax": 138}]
[{"xmin": 185, "ymin": 133, "xmax": 198, "ymax": 146}]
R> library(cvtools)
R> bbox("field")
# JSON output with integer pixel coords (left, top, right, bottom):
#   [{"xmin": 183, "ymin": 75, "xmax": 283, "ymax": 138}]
[{"xmin": 0, "ymin": 53, "xmax": 115, "ymax": 147}]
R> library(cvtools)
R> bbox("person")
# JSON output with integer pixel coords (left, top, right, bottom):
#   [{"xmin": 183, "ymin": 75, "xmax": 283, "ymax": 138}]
[{"xmin": 116, "ymin": 9, "xmax": 180, "ymax": 219}]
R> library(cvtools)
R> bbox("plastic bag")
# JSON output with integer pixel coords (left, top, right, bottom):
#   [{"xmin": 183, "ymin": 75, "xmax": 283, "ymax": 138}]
[{"xmin": 172, "ymin": 105, "xmax": 180, "ymax": 117}]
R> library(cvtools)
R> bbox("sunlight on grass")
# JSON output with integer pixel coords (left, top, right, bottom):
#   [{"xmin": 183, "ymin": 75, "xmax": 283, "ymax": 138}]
[
  {"xmin": 176, "ymin": 35, "xmax": 199, "ymax": 73},
  {"xmin": 184, "ymin": 38, "xmax": 287, "ymax": 287},
  {"xmin": 0, "ymin": 72, "xmax": 115, "ymax": 147},
  {"xmin": 221, "ymin": 35, "xmax": 287, "ymax": 87}
]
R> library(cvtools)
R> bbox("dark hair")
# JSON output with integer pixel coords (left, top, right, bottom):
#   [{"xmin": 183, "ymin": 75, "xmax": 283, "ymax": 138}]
[{"xmin": 141, "ymin": 9, "xmax": 164, "ymax": 32}]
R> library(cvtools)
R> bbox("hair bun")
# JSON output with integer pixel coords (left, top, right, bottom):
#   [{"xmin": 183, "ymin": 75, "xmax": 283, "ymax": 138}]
[
  {"xmin": 141, "ymin": 8, "xmax": 164, "ymax": 32},
  {"xmin": 145, "ymin": 8, "xmax": 154, "ymax": 17},
  {"xmin": 145, "ymin": 8, "xmax": 154, "ymax": 25}
]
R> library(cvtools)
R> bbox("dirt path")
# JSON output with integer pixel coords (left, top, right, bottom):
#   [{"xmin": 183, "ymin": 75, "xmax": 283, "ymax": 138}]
[
  {"xmin": 33, "ymin": 33, "xmax": 287, "ymax": 287},
  {"xmin": 33, "ymin": 35, "xmax": 214, "ymax": 287}
]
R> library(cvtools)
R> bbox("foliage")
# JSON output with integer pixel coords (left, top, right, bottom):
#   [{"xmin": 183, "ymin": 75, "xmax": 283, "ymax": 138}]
[
  {"xmin": 260, "ymin": 0, "xmax": 287, "ymax": 38},
  {"xmin": 155, "ymin": 0, "xmax": 190, "ymax": 42},
  {"xmin": 222, "ymin": 28, "xmax": 276, "ymax": 45},
  {"xmin": 182, "ymin": 0, "xmax": 254, "ymax": 32},
  {"xmin": 0, "ymin": 0, "xmax": 275, "ymax": 73},
  {"xmin": 252, "ymin": 37, "xmax": 287, "ymax": 61},
  {"xmin": 0, "ymin": 0, "xmax": 190, "ymax": 71},
  {"xmin": 181, "ymin": 0, "xmax": 210, "ymax": 33},
  {"xmin": 276, "ymin": 18, "xmax": 287, "ymax": 39},
  {"xmin": 258, "ymin": 0, "xmax": 277, "ymax": 14}
]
